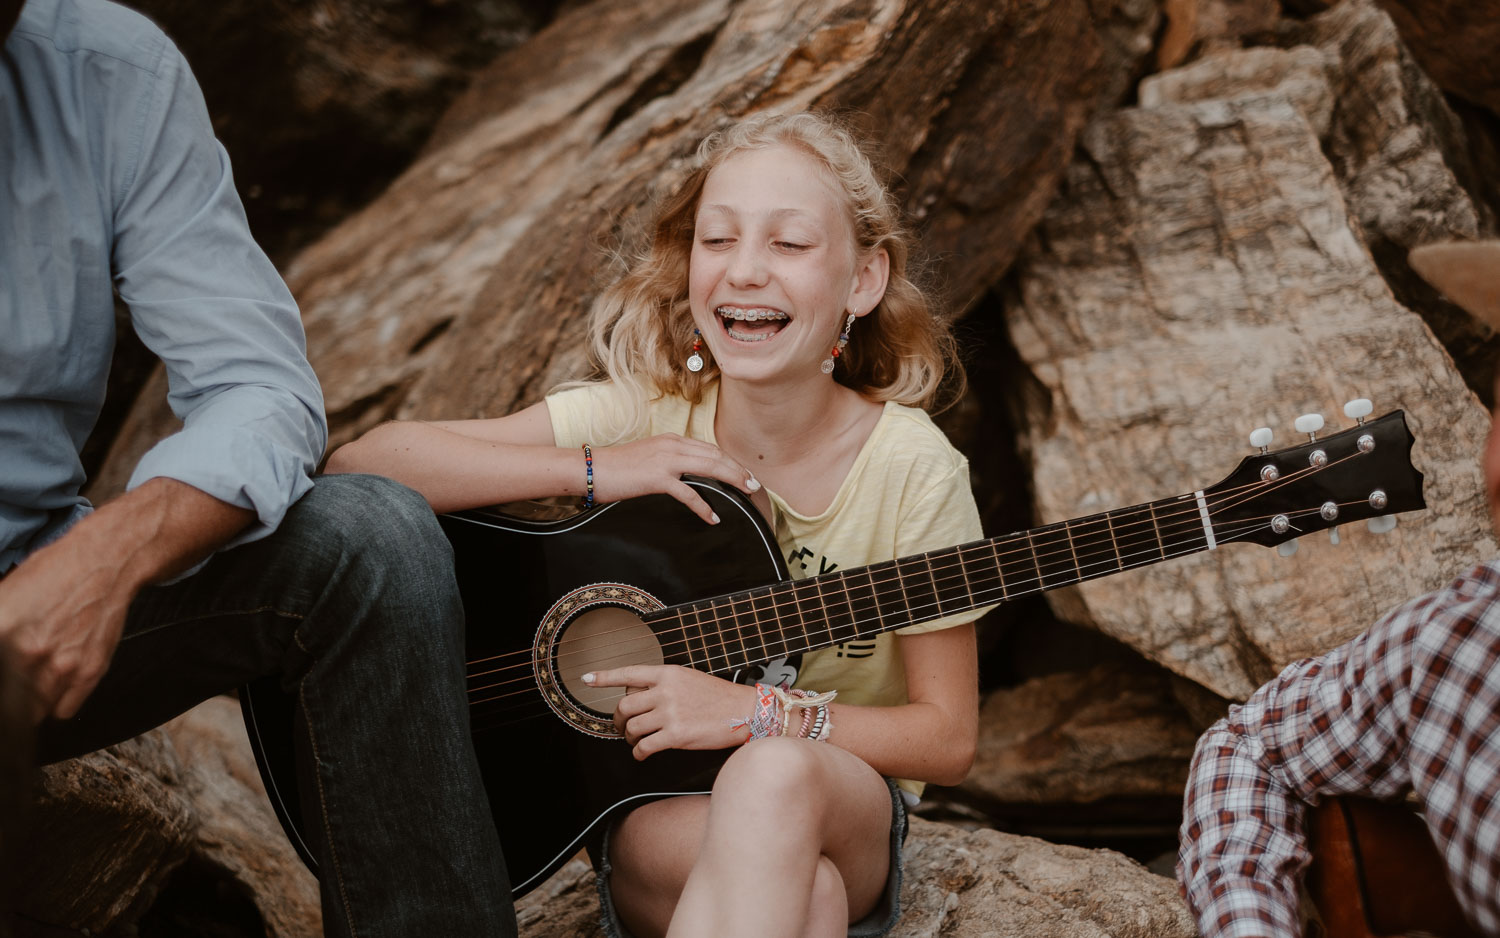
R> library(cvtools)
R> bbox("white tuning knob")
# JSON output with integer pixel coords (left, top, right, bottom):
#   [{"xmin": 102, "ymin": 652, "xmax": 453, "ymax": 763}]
[
  {"xmin": 1249, "ymin": 427, "xmax": 1273, "ymax": 452},
  {"xmin": 1367, "ymin": 515, "xmax": 1398, "ymax": 535},
  {"xmin": 1343, "ymin": 398, "xmax": 1373, "ymax": 423},
  {"xmin": 1278, "ymin": 538, "xmax": 1300, "ymax": 557},
  {"xmin": 1329, "ymin": 526, "xmax": 1340, "ymax": 546},
  {"xmin": 1294, "ymin": 413, "xmax": 1325, "ymax": 440}
]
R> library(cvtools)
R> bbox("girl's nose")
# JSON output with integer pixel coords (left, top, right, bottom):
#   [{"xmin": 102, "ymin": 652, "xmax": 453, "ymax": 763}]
[{"xmin": 725, "ymin": 244, "xmax": 769, "ymax": 289}]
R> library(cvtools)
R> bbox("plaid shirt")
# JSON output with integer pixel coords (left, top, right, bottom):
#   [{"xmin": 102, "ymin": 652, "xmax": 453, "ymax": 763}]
[{"xmin": 1176, "ymin": 559, "xmax": 1500, "ymax": 937}]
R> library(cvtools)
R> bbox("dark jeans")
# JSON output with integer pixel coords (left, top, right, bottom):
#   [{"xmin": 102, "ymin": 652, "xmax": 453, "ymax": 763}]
[{"xmin": 35, "ymin": 473, "xmax": 516, "ymax": 937}]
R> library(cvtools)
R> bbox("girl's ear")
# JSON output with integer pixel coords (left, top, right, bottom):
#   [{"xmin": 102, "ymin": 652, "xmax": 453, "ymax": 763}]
[{"xmin": 849, "ymin": 248, "xmax": 890, "ymax": 319}]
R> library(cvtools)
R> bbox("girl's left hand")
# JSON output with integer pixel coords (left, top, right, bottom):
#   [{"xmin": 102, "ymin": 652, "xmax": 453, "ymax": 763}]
[{"xmin": 583, "ymin": 665, "xmax": 757, "ymax": 760}]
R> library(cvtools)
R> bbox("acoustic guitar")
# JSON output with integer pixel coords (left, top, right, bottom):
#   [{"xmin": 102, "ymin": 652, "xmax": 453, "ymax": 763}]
[
  {"xmin": 1307, "ymin": 795, "xmax": 1481, "ymax": 938},
  {"xmin": 243, "ymin": 408, "xmax": 1424, "ymax": 897}
]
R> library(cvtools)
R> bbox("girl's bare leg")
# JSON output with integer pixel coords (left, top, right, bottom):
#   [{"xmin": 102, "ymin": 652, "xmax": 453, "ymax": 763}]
[{"xmin": 606, "ymin": 737, "xmax": 893, "ymax": 938}]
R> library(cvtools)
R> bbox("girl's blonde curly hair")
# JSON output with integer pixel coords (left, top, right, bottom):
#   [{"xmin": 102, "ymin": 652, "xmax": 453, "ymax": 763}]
[{"xmin": 578, "ymin": 111, "xmax": 963, "ymax": 444}]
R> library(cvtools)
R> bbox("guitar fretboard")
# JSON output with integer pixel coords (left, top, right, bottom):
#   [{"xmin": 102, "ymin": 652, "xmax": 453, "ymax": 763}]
[{"xmin": 645, "ymin": 492, "xmax": 1215, "ymax": 675}]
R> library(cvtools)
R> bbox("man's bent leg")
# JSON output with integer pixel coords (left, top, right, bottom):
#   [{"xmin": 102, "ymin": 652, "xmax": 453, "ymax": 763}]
[{"xmin": 37, "ymin": 474, "xmax": 515, "ymax": 937}]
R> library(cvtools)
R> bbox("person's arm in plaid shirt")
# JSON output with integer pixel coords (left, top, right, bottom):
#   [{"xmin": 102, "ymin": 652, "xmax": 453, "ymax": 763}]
[{"xmin": 1175, "ymin": 589, "xmax": 1434, "ymax": 937}]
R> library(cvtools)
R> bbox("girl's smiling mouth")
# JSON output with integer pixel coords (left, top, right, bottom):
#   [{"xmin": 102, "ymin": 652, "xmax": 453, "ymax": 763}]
[{"xmin": 716, "ymin": 305, "xmax": 788, "ymax": 342}]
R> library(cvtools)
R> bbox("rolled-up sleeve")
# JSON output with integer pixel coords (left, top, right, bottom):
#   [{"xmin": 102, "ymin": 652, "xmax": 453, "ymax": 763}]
[
  {"xmin": 1176, "ymin": 595, "xmax": 1425, "ymax": 937},
  {"xmin": 112, "ymin": 37, "xmax": 325, "ymax": 543}
]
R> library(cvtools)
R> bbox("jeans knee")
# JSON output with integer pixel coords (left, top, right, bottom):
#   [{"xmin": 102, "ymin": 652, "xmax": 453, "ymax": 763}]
[{"xmin": 285, "ymin": 474, "xmax": 462, "ymax": 646}]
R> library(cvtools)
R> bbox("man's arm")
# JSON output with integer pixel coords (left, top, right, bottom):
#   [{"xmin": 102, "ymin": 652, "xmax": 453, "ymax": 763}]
[
  {"xmin": 0, "ymin": 478, "xmax": 250, "ymax": 720},
  {"xmin": 111, "ymin": 27, "xmax": 326, "ymax": 545},
  {"xmin": 1176, "ymin": 587, "xmax": 1433, "ymax": 938}
]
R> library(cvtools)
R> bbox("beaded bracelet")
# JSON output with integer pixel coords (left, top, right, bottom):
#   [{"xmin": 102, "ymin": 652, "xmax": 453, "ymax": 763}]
[{"xmin": 582, "ymin": 443, "xmax": 594, "ymax": 509}]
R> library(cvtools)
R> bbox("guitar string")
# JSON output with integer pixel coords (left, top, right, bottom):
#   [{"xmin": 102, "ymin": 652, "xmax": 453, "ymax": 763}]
[
  {"xmin": 465, "ymin": 481, "xmax": 1355, "ymax": 703},
  {"xmin": 461, "ymin": 511, "xmax": 1311, "ymax": 726},
  {"xmin": 461, "ymin": 449, "xmax": 1370, "ymax": 689},
  {"xmin": 460, "ymin": 502, "xmax": 1329, "ymax": 708},
  {"xmin": 461, "ymin": 456, "xmax": 1337, "ymax": 680},
  {"xmin": 464, "ymin": 472, "xmax": 1368, "ymax": 701},
  {"xmin": 463, "ymin": 494, "xmax": 1371, "ymax": 716}
]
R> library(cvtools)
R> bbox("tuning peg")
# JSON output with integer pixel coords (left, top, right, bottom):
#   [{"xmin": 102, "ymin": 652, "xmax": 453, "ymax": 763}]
[
  {"xmin": 1367, "ymin": 515, "xmax": 1398, "ymax": 535},
  {"xmin": 1329, "ymin": 526, "xmax": 1340, "ymax": 546},
  {"xmin": 1278, "ymin": 538, "xmax": 1300, "ymax": 557},
  {"xmin": 1343, "ymin": 398, "xmax": 1373, "ymax": 425},
  {"xmin": 1249, "ymin": 427, "xmax": 1273, "ymax": 454},
  {"xmin": 1294, "ymin": 413, "xmax": 1325, "ymax": 441}
]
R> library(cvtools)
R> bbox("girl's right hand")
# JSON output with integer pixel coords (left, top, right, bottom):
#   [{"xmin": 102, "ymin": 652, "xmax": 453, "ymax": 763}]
[{"xmin": 591, "ymin": 434, "xmax": 759, "ymax": 524}]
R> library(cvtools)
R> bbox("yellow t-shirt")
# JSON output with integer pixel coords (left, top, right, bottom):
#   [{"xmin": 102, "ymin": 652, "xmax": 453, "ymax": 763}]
[{"xmin": 546, "ymin": 381, "xmax": 991, "ymax": 795}]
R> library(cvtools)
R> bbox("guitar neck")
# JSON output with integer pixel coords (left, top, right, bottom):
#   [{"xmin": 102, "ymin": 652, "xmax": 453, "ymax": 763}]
[{"xmin": 645, "ymin": 489, "xmax": 1219, "ymax": 676}]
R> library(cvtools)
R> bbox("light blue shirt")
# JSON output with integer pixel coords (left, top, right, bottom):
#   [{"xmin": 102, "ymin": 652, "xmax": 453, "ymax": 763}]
[{"xmin": 0, "ymin": 0, "xmax": 326, "ymax": 573}]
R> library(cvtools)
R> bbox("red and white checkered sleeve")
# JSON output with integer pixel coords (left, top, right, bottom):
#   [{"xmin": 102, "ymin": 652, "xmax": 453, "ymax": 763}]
[{"xmin": 1176, "ymin": 716, "xmax": 1307, "ymax": 938}]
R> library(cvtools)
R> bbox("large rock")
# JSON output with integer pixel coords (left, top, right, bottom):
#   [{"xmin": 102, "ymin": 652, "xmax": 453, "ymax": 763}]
[
  {"xmin": 515, "ymin": 817, "xmax": 1195, "ymax": 938},
  {"xmin": 1005, "ymin": 7, "xmax": 1496, "ymax": 700},
  {"xmin": 963, "ymin": 661, "xmax": 1204, "ymax": 807},
  {"xmin": 10, "ymin": 700, "xmax": 319, "ymax": 938},
  {"xmin": 1370, "ymin": 0, "xmax": 1500, "ymax": 120},
  {"xmin": 92, "ymin": 0, "xmax": 1122, "ymax": 496}
]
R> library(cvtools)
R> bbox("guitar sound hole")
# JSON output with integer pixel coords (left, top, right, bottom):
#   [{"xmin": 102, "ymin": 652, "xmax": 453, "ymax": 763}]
[{"xmin": 555, "ymin": 606, "xmax": 664, "ymax": 717}]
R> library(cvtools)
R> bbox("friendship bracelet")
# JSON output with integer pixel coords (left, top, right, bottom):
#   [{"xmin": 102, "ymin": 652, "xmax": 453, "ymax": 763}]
[
  {"xmin": 727, "ymin": 682, "xmax": 784, "ymax": 740},
  {"xmin": 582, "ymin": 443, "xmax": 594, "ymax": 509}
]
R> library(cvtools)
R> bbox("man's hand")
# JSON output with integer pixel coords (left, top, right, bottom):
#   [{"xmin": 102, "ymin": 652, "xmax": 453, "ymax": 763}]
[{"xmin": 0, "ymin": 478, "xmax": 252, "ymax": 721}]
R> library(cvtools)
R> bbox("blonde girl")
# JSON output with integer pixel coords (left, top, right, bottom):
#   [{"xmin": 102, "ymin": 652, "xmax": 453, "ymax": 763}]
[{"xmin": 328, "ymin": 111, "xmax": 988, "ymax": 938}]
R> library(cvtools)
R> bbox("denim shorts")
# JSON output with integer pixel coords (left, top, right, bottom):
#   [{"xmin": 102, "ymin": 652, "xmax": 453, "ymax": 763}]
[{"xmin": 590, "ymin": 777, "xmax": 909, "ymax": 938}]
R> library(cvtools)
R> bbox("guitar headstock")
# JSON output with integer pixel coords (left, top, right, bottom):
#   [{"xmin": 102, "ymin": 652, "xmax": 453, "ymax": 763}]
[{"xmin": 1205, "ymin": 408, "xmax": 1424, "ymax": 550}]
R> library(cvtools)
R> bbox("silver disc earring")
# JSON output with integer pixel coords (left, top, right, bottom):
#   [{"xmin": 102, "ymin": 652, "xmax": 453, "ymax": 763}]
[
  {"xmin": 687, "ymin": 328, "xmax": 705, "ymax": 373},
  {"xmin": 821, "ymin": 313, "xmax": 857, "ymax": 374}
]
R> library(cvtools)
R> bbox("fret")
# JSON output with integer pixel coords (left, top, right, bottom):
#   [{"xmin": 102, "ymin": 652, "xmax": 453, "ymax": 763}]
[
  {"xmin": 1064, "ymin": 515, "xmax": 1116, "ymax": 582},
  {"xmin": 954, "ymin": 545, "xmax": 976, "ymax": 608},
  {"xmin": 995, "ymin": 533, "xmax": 1036, "ymax": 598},
  {"xmin": 792, "ymin": 579, "xmax": 840, "ymax": 642},
  {"xmin": 672, "ymin": 605, "xmax": 703, "ymax": 670},
  {"xmin": 721, "ymin": 594, "xmax": 753, "ymax": 670},
  {"xmin": 924, "ymin": 545, "xmax": 971, "ymax": 618},
  {"xmin": 690, "ymin": 602, "xmax": 721, "ymax": 672},
  {"xmin": 867, "ymin": 560, "xmax": 906, "ymax": 633},
  {"xmin": 896, "ymin": 554, "xmax": 939, "ymax": 626},
  {"xmin": 747, "ymin": 588, "xmax": 781, "ymax": 663},
  {"xmin": 815, "ymin": 574, "xmax": 858, "ymax": 647},
  {"xmin": 1028, "ymin": 523, "xmax": 1078, "ymax": 590},
  {"xmin": 848, "ymin": 566, "xmax": 885, "ymax": 639},
  {"xmin": 1147, "ymin": 502, "xmax": 1167, "ymax": 562},
  {"xmin": 1103, "ymin": 509, "xmax": 1124, "ymax": 573},
  {"xmin": 990, "ymin": 538, "xmax": 1009, "ymax": 600},
  {"xmin": 1107, "ymin": 504, "xmax": 1168, "ymax": 571}
]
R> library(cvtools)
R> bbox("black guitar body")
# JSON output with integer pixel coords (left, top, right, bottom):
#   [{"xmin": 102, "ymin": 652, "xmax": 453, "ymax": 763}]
[{"xmin": 242, "ymin": 478, "xmax": 786, "ymax": 897}]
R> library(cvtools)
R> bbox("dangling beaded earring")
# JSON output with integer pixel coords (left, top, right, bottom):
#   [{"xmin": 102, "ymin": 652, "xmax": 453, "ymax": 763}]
[
  {"xmin": 820, "ymin": 313, "xmax": 857, "ymax": 374},
  {"xmin": 686, "ymin": 328, "xmax": 705, "ymax": 373}
]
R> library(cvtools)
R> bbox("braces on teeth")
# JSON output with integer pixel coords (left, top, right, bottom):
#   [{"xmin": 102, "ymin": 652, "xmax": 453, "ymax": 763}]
[{"xmin": 717, "ymin": 306, "xmax": 788, "ymax": 322}]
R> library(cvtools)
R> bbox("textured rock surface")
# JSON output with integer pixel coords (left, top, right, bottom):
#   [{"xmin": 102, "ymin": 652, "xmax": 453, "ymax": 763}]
[
  {"xmin": 11, "ymin": 735, "xmax": 194, "ymax": 935},
  {"xmin": 964, "ymin": 662, "xmax": 1203, "ymax": 806},
  {"xmin": 1004, "ymin": 6, "xmax": 1498, "ymax": 700},
  {"xmin": 514, "ymin": 817, "xmax": 1195, "ymax": 938},
  {"xmin": 1371, "ymin": 0, "xmax": 1500, "ymax": 120},
  {"xmin": 10, "ymin": 701, "xmax": 319, "ymax": 938},
  {"xmin": 91, "ymin": 0, "xmax": 1121, "ymax": 496}
]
